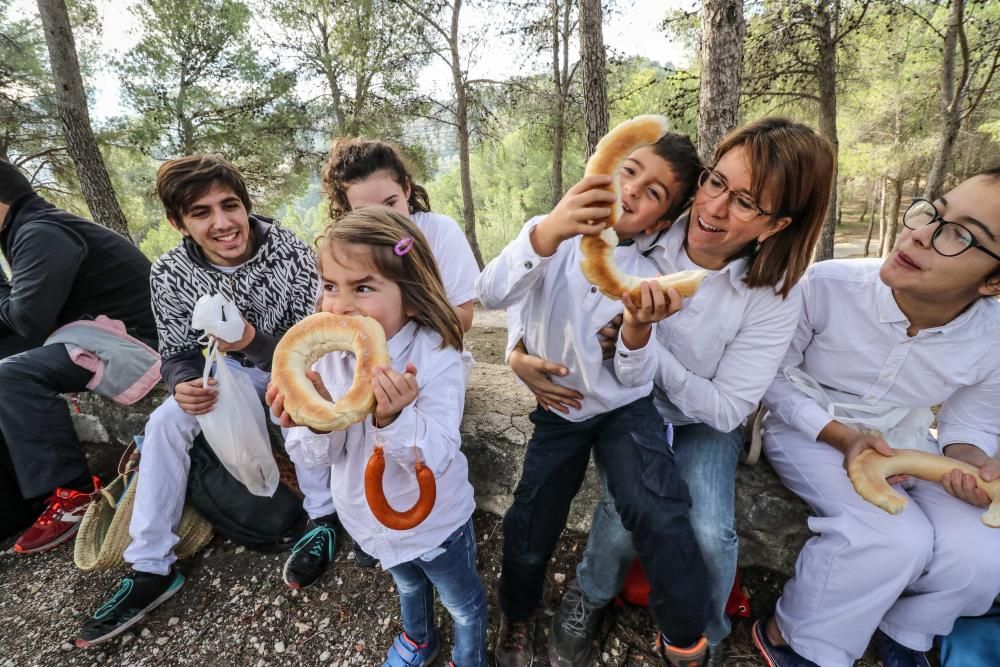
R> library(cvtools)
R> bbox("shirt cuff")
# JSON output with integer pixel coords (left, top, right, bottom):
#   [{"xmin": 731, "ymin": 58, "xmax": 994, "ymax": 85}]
[
  {"xmin": 508, "ymin": 219, "xmax": 553, "ymax": 275},
  {"xmin": 614, "ymin": 331, "xmax": 655, "ymax": 387},
  {"xmin": 285, "ymin": 428, "xmax": 338, "ymax": 468},
  {"xmin": 373, "ymin": 403, "xmax": 419, "ymax": 468},
  {"xmin": 791, "ymin": 401, "xmax": 837, "ymax": 442},
  {"xmin": 937, "ymin": 424, "xmax": 999, "ymax": 458}
]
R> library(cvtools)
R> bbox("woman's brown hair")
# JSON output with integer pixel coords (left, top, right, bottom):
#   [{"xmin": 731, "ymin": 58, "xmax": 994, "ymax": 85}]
[
  {"xmin": 322, "ymin": 138, "xmax": 431, "ymax": 220},
  {"xmin": 317, "ymin": 207, "xmax": 463, "ymax": 351},
  {"xmin": 714, "ymin": 117, "xmax": 834, "ymax": 297}
]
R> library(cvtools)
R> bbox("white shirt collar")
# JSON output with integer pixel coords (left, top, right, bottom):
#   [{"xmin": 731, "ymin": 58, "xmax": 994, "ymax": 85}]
[
  {"xmin": 874, "ymin": 275, "xmax": 985, "ymax": 334},
  {"xmin": 387, "ymin": 319, "xmax": 420, "ymax": 361}
]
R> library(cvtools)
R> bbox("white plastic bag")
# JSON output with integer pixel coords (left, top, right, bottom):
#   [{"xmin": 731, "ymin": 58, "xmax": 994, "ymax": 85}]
[
  {"xmin": 191, "ymin": 294, "xmax": 279, "ymax": 497},
  {"xmin": 191, "ymin": 294, "xmax": 246, "ymax": 344},
  {"xmin": 195, "ymin": 341, "xmax": 279, "ymax": 496},
  {"xmin": 782, "ymin": 367, "xmax": 935, "ymax": 452}
]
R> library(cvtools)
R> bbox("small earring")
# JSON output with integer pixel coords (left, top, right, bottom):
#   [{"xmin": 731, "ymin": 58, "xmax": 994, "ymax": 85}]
[{"xmin": 754, "ymin": 240, "xmax": 763, "ymax": 253}]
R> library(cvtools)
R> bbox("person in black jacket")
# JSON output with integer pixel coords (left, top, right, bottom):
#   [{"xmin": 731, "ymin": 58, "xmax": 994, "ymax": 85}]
[
  {"xmin": 76, "ymin": 154, "xmax": 319, "ymax": 648},
  {"xmin": 0, "ymin": 160, "xmax": 156, "ymax": 547}
]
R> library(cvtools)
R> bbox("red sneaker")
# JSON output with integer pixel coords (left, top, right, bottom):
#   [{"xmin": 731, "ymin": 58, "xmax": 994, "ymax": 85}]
[{"xmin": 14, "ymin": 477, "xmax": 100, "ymax": 554}]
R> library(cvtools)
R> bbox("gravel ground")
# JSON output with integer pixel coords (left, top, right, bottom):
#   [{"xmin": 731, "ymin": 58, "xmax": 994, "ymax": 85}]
[{"xmin": 1, "ymin": 508, "xmax": 887, "ymax": 667}]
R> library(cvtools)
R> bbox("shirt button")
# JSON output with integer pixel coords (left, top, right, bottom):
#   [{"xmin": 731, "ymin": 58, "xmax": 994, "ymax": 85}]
[
  {"xmin": 524, "ymin": 261, "xmax": 533, "ymax": 269},
  {"xmin": 590, "ymin": 286, "xmax": 597, "ymax": 293}
]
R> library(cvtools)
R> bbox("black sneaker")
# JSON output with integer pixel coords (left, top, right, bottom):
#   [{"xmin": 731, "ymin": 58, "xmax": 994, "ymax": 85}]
[
  {"xmin": 282, "ymin": 515, "xmax": 337, "ymax": 589},
  {"xmin": 495, "ymin": 616, "xmax": 534, "ymax": 667},
  {"xmin": 548, "ymin": 580, "xmax": 604, "ymax": 666},
  {"xmin": 76, "ymin": 569, "xmax": 185, "ymax": 648}
]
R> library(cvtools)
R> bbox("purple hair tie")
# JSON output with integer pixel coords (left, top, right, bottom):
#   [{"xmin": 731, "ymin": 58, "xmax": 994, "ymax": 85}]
[{"xmin": 394, "ymin": 237, "xmax": 414, "ymax": 256}]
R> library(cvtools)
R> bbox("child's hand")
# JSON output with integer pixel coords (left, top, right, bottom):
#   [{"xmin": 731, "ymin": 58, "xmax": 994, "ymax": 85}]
[
  {"xmin": 941, "ymin": 457, "xmax": 999, "ymax": 508},
  {"xmin": 531, "ymin": 175, "xmax": 616, "ymax": 257},
  {"xmin": 619, "ymin": 282, "xmax": 682, "ymax": 349},
  {"xmin": 372, "ymin": 362, "xmax": 418, "ymax": 427},
  {"xmin": 265, "ymin": 371, "xmax": 332, "ymax": 432}
]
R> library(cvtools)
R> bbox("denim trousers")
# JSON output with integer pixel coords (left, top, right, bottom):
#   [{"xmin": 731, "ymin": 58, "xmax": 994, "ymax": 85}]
[
  {"xmin": 386, "ymin": 518, "xmax": 488, "ymax": 666},
  {"xmin": 576, "ymin": 421, "xmax": 743, "ymax": 646},
  {"xmin": 499, "ymin": 396, "xmax": 711, "ymax": 647}
]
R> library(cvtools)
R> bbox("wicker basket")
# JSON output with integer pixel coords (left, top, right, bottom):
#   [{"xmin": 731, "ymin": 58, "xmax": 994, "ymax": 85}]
[{"xmin": 74, "ymin": 444, "xmax": 214, "ymax": 572}]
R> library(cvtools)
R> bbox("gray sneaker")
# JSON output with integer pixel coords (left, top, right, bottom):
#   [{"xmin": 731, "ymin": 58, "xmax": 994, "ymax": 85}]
[
  {"xmin": 548, "ymin": 581, "xmax": 604, "ymax": 666},
  {"xmin": 495, "ymin": 616, "xmax": 534, "ymax": 666}
]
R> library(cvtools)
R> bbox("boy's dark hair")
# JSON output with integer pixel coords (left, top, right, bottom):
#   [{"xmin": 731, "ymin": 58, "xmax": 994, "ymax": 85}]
[
  {"xmin": 649, "ymin": 132, "xmax": 703, "ymax": 222},
  {"xmin": 156, "ymin": 155, "xmax": 252, "ymax": 226},
  {"xmin": 0, "ymin": 160, "xmax": 35, "ymax": 206},
  {"xmin": 322, "ymin": 138, "xmax": 431, "ymax": 220}
]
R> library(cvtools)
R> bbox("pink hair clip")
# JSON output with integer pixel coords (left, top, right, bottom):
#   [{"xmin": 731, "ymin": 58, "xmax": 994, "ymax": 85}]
[{"xmin": 394, "ymin": 237, "xmax": 414, "ymax": 256}]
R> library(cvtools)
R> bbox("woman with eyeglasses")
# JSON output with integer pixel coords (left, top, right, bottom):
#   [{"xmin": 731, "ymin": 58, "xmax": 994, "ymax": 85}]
[
  {"xmin": 505, "ymin": 117, "xmax": 836, "ymax": 665},
  {"xmin": 754, "ymin": 168, "xmax": 1000, "ymax": 667}
]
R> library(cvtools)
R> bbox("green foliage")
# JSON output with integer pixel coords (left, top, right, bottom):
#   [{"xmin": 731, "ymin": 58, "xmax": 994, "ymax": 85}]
[
  {"xmin": 0, "ymin": 0, "xmax": 67, "ymax": 184},
  {"xmin": 117, "ymin": 0, "xmax": 307, "ymax": 205},
  {"xmin": 426, "ymin": 57, "xmax": 694, "ymax": 262},
  {"xmin": 262, "ymin": 0, "xmax": 430, "ymax": 144}
]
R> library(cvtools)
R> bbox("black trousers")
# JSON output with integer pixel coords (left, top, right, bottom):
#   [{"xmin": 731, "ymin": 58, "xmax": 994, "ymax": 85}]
[
  {"xmin": 0, "ymin": 340, "xmax": 93, "ymax": 500},
  {"xmin": 498, "ymin": 395, "xmax": 711, "ymax": 646}
]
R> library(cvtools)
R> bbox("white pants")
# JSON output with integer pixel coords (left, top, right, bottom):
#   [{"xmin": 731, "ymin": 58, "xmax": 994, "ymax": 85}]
[
  {"xmin": 287, "ymin": 449, "xmax": 336, "ymax": 521},
  {"xmin": 124, "ymin": 359, "xmax": 272, "ymax": 575},
  {"xmin": 762, "ymin": 416, "xmax": 1000, "ymax": 667}
]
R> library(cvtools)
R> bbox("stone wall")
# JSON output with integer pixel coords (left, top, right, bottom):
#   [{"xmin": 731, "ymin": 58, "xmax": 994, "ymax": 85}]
[{"xmin": 70, "ymin": 360, "xmax": 812, "ymax": 577}]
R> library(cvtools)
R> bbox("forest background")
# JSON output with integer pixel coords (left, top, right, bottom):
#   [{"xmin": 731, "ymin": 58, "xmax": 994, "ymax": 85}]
[{"xmin": 4, "ymin": 0, "xmax": 1000, "ymax": 268}]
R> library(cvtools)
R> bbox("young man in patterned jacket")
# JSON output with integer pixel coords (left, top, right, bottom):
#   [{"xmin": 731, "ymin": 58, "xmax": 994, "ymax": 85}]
[{"xmin": 76, "ymin": 155, "xmax": 320, "ymax": 647}]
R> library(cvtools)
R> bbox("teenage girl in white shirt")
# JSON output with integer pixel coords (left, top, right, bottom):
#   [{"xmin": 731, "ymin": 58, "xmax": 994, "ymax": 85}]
[{"xmin": 267, "ymin": 207, "xmax": 486, "ymax": 667}]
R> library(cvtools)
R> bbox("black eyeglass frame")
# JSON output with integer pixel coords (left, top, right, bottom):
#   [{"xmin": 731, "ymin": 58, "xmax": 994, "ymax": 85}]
[
  {"xmin": 902, "ymin": 198, "xmax": 1000, "ymax": 263},
  {"xmin": 696, "ymin": 168, "xmax": 774, "ymax": 221}
]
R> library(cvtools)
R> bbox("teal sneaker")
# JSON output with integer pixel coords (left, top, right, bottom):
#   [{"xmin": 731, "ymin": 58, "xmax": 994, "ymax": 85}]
[{"xmin": 76, "ymin": 568, "xmax": 185, "ymax": 648}]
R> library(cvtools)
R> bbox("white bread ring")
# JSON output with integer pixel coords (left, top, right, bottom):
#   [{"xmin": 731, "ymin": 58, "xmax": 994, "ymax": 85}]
[
  {"xmin": 580, "ymin": 114, "xmax": 707, "ymax": 301},
  {"xmin": 271, "ymin": 312, "xmax": 390, "ymax": 432},
  {"xmin": 849, "ymin": 448, "xmax": 1000, "ymax": 527}
]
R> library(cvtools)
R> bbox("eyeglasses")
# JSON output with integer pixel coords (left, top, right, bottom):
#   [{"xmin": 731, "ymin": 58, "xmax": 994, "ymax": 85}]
[
  {"xmin": 902, "ymin": 199, "xmax": 1000, "ymax": 262},
  {"xmin": 697, "ymin": 169, "xmax": 773, "ymax": 222}
]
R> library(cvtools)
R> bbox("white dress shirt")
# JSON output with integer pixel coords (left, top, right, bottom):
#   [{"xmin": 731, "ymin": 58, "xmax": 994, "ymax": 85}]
[
  {"xmin": 477, "ymin": 216, "xmax": 658, "ymax": 422},
  {"xmin": 636, "ymin": 218, "xmax": 803, "ymax": 432},
  {"xmin": 763, "ymin": 259, "xmax": 1000, "ymax": 457},
  {"xmin": 412, "ymin": 211, "xmax": 480, "ymax": 307},
  {"xmin": 283, "ymin": 320, "xmax": 476, "ymax": 569}
]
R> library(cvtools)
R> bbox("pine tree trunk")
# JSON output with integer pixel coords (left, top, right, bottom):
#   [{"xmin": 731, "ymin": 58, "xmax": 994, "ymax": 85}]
[
  {"xmin": 579, "ymin": 0, "xmax": 608, "ymax": 156},
  {"xmin": 862, "ymin": 178, "xmax": 877, "ymax": 257},
  {"xmin": 814, "ymin": 2, "xmax": 838, "ymax": 262},
  {"xmin": 550, "ymin": 0, "xmax": 565, "ymax": 208},
  {"xmin": 448, "ymin": 0, "xmax": 483, "ymax": 268},
  {"xmin": 882, "ymin": 177, "xmax": 903, "ymax": 258},
  {"xmin": 696, "ymin": 0, "xmax": 744, "ymax": 161},
  {"xmin": 36, "ymin": 0, "xmax": 131, "ymax": 239},
  {"xmin": 924, "ymin": 0, "xmax": 965, "ymax": 200},
  {"xmin": 876, "ymin": 175, "xmax": 888, "ymax": 257}
]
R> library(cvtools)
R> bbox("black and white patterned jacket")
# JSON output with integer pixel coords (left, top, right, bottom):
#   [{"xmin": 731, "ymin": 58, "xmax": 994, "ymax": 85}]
[{"xmin": 151, "ymin": 215, "xmax": 318, "ymax": 393}]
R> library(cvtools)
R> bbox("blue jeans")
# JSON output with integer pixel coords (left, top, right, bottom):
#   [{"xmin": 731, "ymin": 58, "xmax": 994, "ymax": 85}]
[
  {"xmin": 386, "ymin": 518, "xmax": 488, "ymax": 666},
  {"xmin": 500, "ymin": 397, "xmax": 711, "ymax": 647},
  {"xmin": 577, "ymin": 421, "xmax": 743, "ymax": 645}
]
